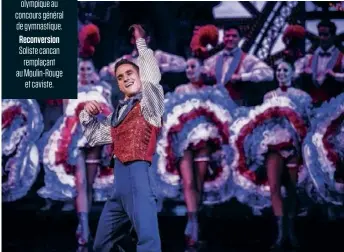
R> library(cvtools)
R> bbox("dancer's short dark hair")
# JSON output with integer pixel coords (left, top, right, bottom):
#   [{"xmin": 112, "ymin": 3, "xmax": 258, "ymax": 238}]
[
  {"xmin": 188, "ymin": 56, "xmax": 203, "ymax": 65},
  {"xmin": 225, "ymin": 25, "xmax": 242, "ymax": 37},
  {"xmin": 114, "ymin": 59, "xmax": 139, "ymax": 76},
  {"xmin": 317, "ymin": 20, "xmax": 337, "ymax": 35},
  {"xmin": 278, "ymin": 60, "xmax": 295, "ymax": 71}
]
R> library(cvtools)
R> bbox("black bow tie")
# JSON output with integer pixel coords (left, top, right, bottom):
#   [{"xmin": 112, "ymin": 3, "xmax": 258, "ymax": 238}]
[
  {"xmin": 118, "ymin": 92, "xmax": 142, "ymax": 107},
  {"xmin": 118, "ymin": 99, "xmax": 131, "ymax": 107},
  {"xmin": 319, "ymin": 52, "xmax": 331, "ymax": 57},
  {"xmin": 223, "ymin": 51, "xmax": 235, "ymax": 57}
]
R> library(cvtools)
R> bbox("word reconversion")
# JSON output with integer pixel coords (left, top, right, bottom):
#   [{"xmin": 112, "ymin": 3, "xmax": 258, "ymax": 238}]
[{"xmin": 19, "ymin": 35, "xmax": 60, "ymax": 43}]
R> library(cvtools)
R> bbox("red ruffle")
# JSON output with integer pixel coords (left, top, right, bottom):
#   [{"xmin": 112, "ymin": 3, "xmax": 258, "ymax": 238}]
[
  {"xmin": 45, "ymin": 99, "xmax": 63, "ymax": 106},
  {"xmin": 2, "ymin": 106, "xmax": 25, "ymax": 129},
  {"xmin": 322, "ymin": 113, "xmax": 344, "ymax": 172},
  {"xmin": 165, "ymin": 108, "xmax": 229, "ymax": 182},
  {"xmin": 54, "ymin": 102, "xmax": 112, "ymax": 175},
  {"xmin": 235, "ymin": 107, "xmax": 307, "ymax": 185},
  {"xmin": 99, "ymin": 167, "xmax": 113, "ymax": 176}
]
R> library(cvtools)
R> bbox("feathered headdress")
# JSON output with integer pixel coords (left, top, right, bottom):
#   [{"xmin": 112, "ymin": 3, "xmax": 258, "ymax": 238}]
[
  {"xmin": 190, "ymin": 25, "xmax": 219, "ymax": 59},
  {"xmin": 282, "ymin": 25, "xmax": 306, "ymax": 45},
  {"xmin": 282, "ymin": 24, "xmax": 306, "ymax": 62},
  {"xmin": 78, "ymin": 23, "xmax": 101, "ymax": 58}
]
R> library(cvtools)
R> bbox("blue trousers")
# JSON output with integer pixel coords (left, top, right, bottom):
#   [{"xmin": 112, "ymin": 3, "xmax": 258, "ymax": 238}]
[{"xmin": 93, "ymin": 160, "xmax": 161, "ymax": 252}]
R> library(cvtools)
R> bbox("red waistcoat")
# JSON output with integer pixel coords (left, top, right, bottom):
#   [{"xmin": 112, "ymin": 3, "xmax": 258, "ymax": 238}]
[
  {"xmin": 111, "ymin": 102, "xmax": 160, "ymax": 164},
  {"xmin": 307, "ymin": 52, "xmax": 343, "ymax": 103},
  {"xmin": 225, "ymin": 53, "xmax": 247, "ymax": 100}
]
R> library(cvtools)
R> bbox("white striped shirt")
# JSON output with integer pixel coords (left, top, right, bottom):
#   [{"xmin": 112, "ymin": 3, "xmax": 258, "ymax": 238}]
[{"xmin": 79, "ymin": 38, "xmax": 164, "ymax": 147}]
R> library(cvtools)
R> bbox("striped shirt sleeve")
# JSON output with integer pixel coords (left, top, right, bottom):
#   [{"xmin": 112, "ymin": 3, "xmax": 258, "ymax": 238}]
[
  {"xmin": 136, "ymin": 38, "xmax": 164, "ymax": 127},
  {"xmin": 79, "ymin": 110, "xmax": 113, "ymax": 146}
]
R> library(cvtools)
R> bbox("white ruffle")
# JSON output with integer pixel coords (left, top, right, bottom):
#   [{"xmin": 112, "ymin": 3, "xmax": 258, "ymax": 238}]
[
  {"xmin": 43, "ymin": 96, "xmax": 111, "ymax": 187},
  {"xmin": 2, "ymin": 144, "xmax": 40, "ymax": 201},
  {"xmin": 41, "ymin": 86, "xmax": 114, "ymax": 199},
  {"xmin": 42, "ymin": 131, "xmax": 75, "ymax": 187},
  {"xmin": 158, "ymin": 98, "xmax": 232, "ymax": 158},
  {"xmin": 230, "ymin": 96, "xmax": 305, "ymax": 196},
  {"xmin": 2, "ymin": 126, "xmax": 26, "ymax": 156},
  {"xmin": 258, "ymin": 125, "xmax": 294, "ymax": 159},
  {"xmin": 157, "ymin": 122, "xmax": 230, "ymax": 190},
  {"xmin": 303, "ymin": 102, "xmax": 344, "ymax": 199},
  {"xmin": 93, "ymin": 169, "xmax": 114, "ymax": 189},
  {"xmin": 157, "ymin": 99, "xmax": 232, "ymax": 186},
  {"xmin": 2, "ymin": 99, "xmax": 43, "ymax": 201},
  {"xmin": 310, "ymin": 107, "xmax": 343, "ymax": 177},
  {"xmin": 179, "ymin": 123, "xmax": 220, "ymax": 155},
  {"xmin": 65, "ymin": 88, "xmax": 108, "ymax": 117}
]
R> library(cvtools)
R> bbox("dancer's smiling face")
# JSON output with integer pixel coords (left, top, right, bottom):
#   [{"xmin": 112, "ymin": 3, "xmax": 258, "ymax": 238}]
[
  {"xmin": 186, "ymin": 58, "xmax": 202, "ymax": 82},
  {"xmin": 276, "ymin": 61, "xmax": 293, "ymax": 88},
  {"xmin": 223, "ymin": 28, "xmax": 240, "ymax": 50},
  {"xmin": 116, "ymin": 63, "xmax": 142, "ymax": 99}
]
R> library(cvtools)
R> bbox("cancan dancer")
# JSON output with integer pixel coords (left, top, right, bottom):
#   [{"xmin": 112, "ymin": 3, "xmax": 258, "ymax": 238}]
[{"xmin": 80, "ymin": 24, "xmax": 164, "ymax": 252}]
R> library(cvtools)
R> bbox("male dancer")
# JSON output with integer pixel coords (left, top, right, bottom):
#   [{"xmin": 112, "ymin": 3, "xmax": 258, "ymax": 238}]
[
  {"xmin": 204, "ymin": 25, "xmax": 274, "ymax": 105},
  {"xmin": 294, "ymin": 20, "xmax": 344, "ymax": 106},
  {"xmin": 79, "ymin": 24, "xmax": 164, "ymax": 252}
]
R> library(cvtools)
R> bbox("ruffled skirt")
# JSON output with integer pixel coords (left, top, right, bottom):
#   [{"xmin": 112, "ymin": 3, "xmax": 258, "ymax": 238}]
[
  {"xmin": 2, "ymin": 99, "xmax": 44, "ymax": 201},
  {"xmin": 37, "ymin": 85, "xmax": 114, "ymax": 201},
  {"xmin": 303, "ymin": 93, "xmax": 344, "ymax": 205},
  {"xmin": 230, "ymin": 96, "xmax": 309, "ymax": 212},
  {"xmin": 155, "ymin": 85, "xmax": 237, "ymax": 204}
]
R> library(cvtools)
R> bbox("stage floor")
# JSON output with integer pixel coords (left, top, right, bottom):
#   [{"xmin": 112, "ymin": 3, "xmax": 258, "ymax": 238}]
[{"xmin": 2, "ymin": 200, "xmax": 344, "ymax": 252}]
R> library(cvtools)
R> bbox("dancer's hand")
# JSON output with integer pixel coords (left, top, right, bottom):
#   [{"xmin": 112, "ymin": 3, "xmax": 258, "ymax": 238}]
[
  {"xmin": 326, "ymin": 69, "xmax": 335, "ymax": 78},
  {"xmin": 129, "ymin": 24, "xmax": 146, "ymax": 41},
  {"xmin": 303, "ymin": 67, "xmax": 312, "ymax": 75},
  {"xmin": 231, "ymin": 74, "xmax": 241, "ymax": 83},
  {"xmin": 84, "ymin": 100, "xmax": 101, "ymax": 115},
  {"xmin": 203, "ymin": 68, "xmax": 215, "ymax": 78}
]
